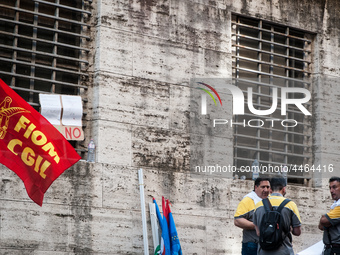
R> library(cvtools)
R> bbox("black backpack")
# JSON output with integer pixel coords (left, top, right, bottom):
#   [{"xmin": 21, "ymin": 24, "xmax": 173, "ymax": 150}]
[{"xmin": 259, "ymin": 198, "xmax": 292, "ymax": 251}]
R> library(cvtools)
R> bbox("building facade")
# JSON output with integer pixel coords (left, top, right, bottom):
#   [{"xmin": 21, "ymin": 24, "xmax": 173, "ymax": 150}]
[{"xmin": 0, "ymin": 0, "xmax": 339, "ymax": 254}]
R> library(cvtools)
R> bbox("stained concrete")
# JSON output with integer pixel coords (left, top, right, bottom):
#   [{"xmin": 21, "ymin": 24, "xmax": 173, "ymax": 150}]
[{"xmin": 1, "ymin": 0, "xmax": 340, "ymax": 254}]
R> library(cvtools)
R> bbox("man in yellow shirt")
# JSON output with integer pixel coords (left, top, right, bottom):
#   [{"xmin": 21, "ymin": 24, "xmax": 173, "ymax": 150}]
[
  {"xmin": 319, "ymin": 177, "xmax": 340, "ymax": 255},
  {"xmin": 234, "ymin": 177, "xmax": 270, "ymax": 255},
  {"xmin": 253, "ymin": 176, "xmax": 301, "ymax": 255}
]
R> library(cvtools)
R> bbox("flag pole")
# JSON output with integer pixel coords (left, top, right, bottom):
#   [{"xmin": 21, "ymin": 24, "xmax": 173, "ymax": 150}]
[
  {"xmin": 138, "ymin": 168, "xmax": 149, "ymax": 255},
  {"xmin": 149, "ymin": 202, "xmax": 160, "ymax": 253}
]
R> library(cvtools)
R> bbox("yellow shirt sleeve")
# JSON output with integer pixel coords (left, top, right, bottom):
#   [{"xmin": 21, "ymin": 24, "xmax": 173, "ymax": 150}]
[
  {"xmin": 234, "ymin": 197, "xmax": 255, "ymax": 218},
  {"xmin": 327, "ymin": 206, "xmax": 340, "ymax": 220},
  {"xmin": 286, "ymin": 201, "xmax": 302, "ymax": 223}
]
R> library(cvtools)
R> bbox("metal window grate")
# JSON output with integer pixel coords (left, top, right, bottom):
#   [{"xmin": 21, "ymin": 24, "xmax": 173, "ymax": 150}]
[
  {"xmin": 0, "ymin": 0, "xmax": 91, "ymax": 106},
  {"xmin": 231, "ymin": 15, "xmax": 314, "ymax": 183},
  {"xmin": 0, "ymin": 0, "xmax": 91, "ymax": 156}
]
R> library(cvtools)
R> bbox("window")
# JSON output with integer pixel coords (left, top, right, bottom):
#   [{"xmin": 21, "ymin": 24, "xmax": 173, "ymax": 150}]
[
  {"xmin": 0, "ymin": 0, "xmax": 91, "ymax": 155},
  {"xmin": 232, "ymin": 15, "xmax": 313, "ymax": 183}
]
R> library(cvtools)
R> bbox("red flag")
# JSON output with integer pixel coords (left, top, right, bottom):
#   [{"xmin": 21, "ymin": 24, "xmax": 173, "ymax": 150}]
[
  {"xmin": 0, "ymin": 79, "xmax": 81, "ymax": 206},
  {"xmin": 162, "ymin": 196, "xmax": 169, "ymax": 222}
]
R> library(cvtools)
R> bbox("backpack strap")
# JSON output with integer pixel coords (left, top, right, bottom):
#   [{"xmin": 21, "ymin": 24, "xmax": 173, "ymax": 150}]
[
  {"xmin": 262, "ymin": 198, "xmax": 273, "ymax": 212},
  {"xmin": 276, "ymin": 198, "xmax": 292, "ymax": 243},
  {"xmin": 276, "ymin": 199, "xmax": 291, "ymax": 213},
  {"xmin": 327, "ymin": 227, "xmax": 333, "ymax": 245}
]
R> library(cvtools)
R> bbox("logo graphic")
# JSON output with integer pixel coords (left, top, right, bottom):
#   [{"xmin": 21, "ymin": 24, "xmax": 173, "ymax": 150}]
[
  {"xmin": 196, "ymin": 82, "xmax": 222, "ymax": 115},
  {"xmin": 0, "ymin": 96, "xmax": 30, "ymax": 139},
  {"xmin": 196, "ymin": 83, "xmax": 311, "ymax": 116}
]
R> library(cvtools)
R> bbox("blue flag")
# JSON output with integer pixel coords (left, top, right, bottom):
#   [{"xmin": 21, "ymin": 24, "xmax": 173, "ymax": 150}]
[
  {"xmin": 153, "ymin": 198, "xmax": 171, "ymax": 255},
  {"xmin": 167, "ymin": 204, "xmax": 182, "ymax": 255},
  {"xmin": 153, "ymin": 198, "xmax": 163, "ymax": 229}
]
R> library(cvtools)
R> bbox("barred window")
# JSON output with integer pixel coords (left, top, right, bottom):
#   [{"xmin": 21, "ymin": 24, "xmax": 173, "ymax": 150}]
[
  {"xmin": 0, "ymin": 0, "xmax": 91, "ymax": 155},
  {"xmin": 232, "ymin": 15, "xmax": 314, "ymax": 184}
]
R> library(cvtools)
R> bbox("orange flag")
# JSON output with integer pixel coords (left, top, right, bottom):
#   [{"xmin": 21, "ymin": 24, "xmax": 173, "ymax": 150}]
[{"xmin": 0, "ymin": 79, "xmax": 81, "ymax": 206}]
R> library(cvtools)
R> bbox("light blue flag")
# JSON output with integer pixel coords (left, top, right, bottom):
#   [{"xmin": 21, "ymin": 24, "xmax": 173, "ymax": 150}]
[
  {"xmin": 153, "ymin": 198, "xmax": 171, "ymax": 255},
  {"xmin": 168, "ymin": 211, "xmax": 182, "ymax": 255}
]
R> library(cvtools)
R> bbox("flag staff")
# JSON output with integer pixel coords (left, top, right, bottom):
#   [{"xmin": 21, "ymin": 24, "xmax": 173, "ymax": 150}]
[
  {"xmin": 138, "ymin": 168, "xmax": 149, "ymax": 255},
  {"xmin": 149, "ymin": 202, "xmax": 160, "ymax": 253}
]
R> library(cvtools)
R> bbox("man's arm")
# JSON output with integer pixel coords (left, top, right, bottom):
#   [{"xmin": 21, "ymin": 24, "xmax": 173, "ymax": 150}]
[
  {"xmin": 292, "ymin": 226, "xmax": 301, "ymax": 236},
  {"xmin": 234, "ymin": 218, "xmax": 255, "ymax": 230},
  {"xmin": 319, "ymin": 214, "xmax": 332, "ymax": 230},
  {"xmin": 255, "ymin": 225, "xmax": 260, "ymax": 236}
]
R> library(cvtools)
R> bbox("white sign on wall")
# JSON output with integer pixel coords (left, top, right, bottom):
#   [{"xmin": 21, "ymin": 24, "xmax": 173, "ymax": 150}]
[{"xmin": 39, "ymin": 94, "xmax": 84, "ymax": 141}]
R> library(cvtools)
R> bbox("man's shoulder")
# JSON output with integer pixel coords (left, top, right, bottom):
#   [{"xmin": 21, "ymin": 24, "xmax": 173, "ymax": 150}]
[
  {"xmin": 237, "ymin": 196, "xmax": 256, "ymax": 211},
  {"xmin": 239, "ymin": 195, "xmax": 256, "ymax": 204},
  {"xmin": 255, "ymin": 196, "xmax": 286, "ymax": 208},
  {"xmin": 256, "ymin": 196, "xmax": 299, "ymax": 213},
  {"xmin": 269, "ymin": 197, "xmax": 301, "ymax": 222},
  {"xmin": 268, "ymin": 195, "xmax": 285, "ymax": 202},
  {"xmin": 268, "ymin": 196, "xmax": 296, "ymax": 207},
  {"xmin": 327, "ymin": 206, "xmax": 340, "ymax": 220},
  {"xmin": 235, "ymin": 196, "xmax": 257, "ymax": 218}
]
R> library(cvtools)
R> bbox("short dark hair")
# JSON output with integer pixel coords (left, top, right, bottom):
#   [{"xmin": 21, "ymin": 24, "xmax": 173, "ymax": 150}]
[
  {"xmin": 254, "ymin": 177, "xmax": 270, "ymax": 188},
  {"xmin": 329, "ymin": 177, "xmax": 340, "ymax": 183},
  {"xmin": 270, "ymin": 176, "xmax": 286, "ymax": 192}
]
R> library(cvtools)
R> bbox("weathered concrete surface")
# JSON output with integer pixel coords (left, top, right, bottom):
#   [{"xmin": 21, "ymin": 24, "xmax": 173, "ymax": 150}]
[
  {"xmin": 1, "ymin": 0, "xmax": 340, "ymax": 254},
  {"xmin": 1, "ymin": 163, "xmax": 330, "ymax": 254}
]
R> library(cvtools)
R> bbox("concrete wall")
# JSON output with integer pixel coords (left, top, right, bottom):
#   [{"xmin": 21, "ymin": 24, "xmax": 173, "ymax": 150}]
[
  {"xmin": 0, "ymin": 162, "xmax": 330, "ymax": 254},
  {"xmin": 1, "ymin": 0, "xmax": 340, "ymax": 254}
]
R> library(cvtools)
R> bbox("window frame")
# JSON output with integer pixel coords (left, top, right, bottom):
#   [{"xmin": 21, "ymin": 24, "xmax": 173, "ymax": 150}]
[{"xmin": 231, "ymin": 14, "xmax": 314, "ymax": 184}]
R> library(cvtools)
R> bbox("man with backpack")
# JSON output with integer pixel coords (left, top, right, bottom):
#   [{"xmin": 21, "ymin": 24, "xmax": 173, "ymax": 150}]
[
  {"xmin": 234, "ymin": 177, "xmax": 271, "ymax": 255},
  {"xmin": 253, "ymin": 176, "xmax": 301, "ymax": 255},
  {"xmin": 318, "ymin": 176, "xmax": 340, "ymax": 255}
]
